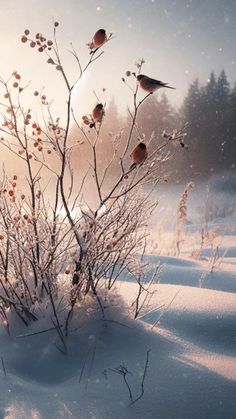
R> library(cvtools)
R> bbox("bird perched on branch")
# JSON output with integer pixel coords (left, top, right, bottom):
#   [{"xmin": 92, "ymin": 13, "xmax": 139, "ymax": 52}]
[
  {"xmin": 91, "ymin": 29, "xmax": 107, "ymax": 50},
  {"xmin": 137, "ymin": 74, "xmax": 175, "ymax": 93},
  {"xmin": 89, "ymin": 103, "xmax": 105, "ymax": 128},
  {"xmin": 130, "ymin": 142, "xmax": 148, "ymax": 170}
]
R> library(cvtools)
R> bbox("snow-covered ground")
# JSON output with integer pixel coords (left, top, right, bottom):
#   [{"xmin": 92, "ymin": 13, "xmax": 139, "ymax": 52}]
[{"xmin": 1, "ymin": 177, "xmax": 236, "ymax": 419}]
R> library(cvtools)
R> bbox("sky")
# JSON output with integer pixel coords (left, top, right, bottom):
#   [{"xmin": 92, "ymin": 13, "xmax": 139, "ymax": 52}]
[{"xmin": 0, "ymin": 0, "xmax": 236, "ymax": 117}]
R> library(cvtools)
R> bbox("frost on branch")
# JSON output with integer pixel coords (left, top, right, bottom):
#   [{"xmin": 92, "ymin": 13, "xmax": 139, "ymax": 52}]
[{"xmin": 0, "ymin": 25, "xmax": 186, "ymax": 350}]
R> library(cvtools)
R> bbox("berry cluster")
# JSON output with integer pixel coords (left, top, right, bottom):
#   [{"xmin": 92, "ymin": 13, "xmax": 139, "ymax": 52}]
[
  {"xmin": 21, "ymin": 27, "xmax": 55, "ymax": 52},
  {"xmin": 20, "ymin": 24, "xmax": 62, "ymax": 72}
]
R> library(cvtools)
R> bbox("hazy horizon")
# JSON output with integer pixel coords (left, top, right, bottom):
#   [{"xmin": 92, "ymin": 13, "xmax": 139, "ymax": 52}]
[{"xmin": 0, "ymin": 0, "xmax": 235, "ymax": 116}]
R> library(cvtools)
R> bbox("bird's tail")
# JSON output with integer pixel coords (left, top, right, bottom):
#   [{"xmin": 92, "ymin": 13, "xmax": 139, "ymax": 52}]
[
  {"xmin": 90, "ymin": 47, "xmax": 99, "ymax": 55},
  {"xmin": 165, "ymin": 85, "xmax": 176, "ymax": 90},
  {"xmin": 129, "ymin": 162, "xmax": 137, "ymax": 170}
]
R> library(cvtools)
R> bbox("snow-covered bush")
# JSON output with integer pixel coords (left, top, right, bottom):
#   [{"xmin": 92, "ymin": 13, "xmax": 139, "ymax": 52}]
[{"xmin": 0, "ymin": 23, "xmax": 184, "ymax": 347}]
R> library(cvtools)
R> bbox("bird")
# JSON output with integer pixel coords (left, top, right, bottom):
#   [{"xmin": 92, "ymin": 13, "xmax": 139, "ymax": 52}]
[
  {"xmin": 91, "ymin": 29, "xmax": 107, "ymax": 49},
  {"xmin": 137, "ymin": 74, "xmax": 175, "ymax": 93},
  {"xmin": 130, "ymin": 142, "xmax": 148, "ymax": 169},
  {"xmin": 89, "ymin": 103, "xmax": 105, "ymax": 128}
]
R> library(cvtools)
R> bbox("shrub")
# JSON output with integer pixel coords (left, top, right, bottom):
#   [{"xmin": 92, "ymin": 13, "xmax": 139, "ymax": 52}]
[{"xmin": 0, "ymin": 23, "xmax": 184, "ymax": 348}]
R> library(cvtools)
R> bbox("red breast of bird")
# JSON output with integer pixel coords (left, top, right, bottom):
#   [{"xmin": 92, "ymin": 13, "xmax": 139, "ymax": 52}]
[
  {"xmin": 92, "ymin": 29, "xmax": 107, "ymax": 49},
  {"xmin": 92, "ymin": 104, "xmax": 105, "ymax": 123},
  {"xmin": 130, "ymin": 142, "xmax": 148, "ymax": 165}
]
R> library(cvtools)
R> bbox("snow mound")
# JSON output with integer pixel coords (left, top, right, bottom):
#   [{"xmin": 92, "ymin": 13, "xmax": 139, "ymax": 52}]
[
  {"xmin": 1, "ymin": 283, "xmax": 236, "ymax": 419},
  {"xmin": 120, "ymin": 253, "xmax": 236, "ymax": 294}
]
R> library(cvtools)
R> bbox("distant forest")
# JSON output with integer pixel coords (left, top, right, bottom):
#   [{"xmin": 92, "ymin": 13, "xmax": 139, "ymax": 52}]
[
  {"xmin": 72, "ymin": 70, "xmax": 236, "ymax": 183},
  {"xmin": 180, "ymin": 70, "xmax": 236, "ymax": 180}
]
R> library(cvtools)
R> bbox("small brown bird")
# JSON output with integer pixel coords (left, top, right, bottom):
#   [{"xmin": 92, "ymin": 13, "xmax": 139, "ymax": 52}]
[
  {"xmin": 130, "ymin": 142, "xmax": 148, "ymax": 169},
  {"xmin": 90, "ymin": 103, "xmax": 105, "ymax": 128},
  {"xmin": 137, "ymin": 74, "xmax": 175, "ymax": 93},
  {"xmin": 92, "ymin": 29, "xmax": 107, "ymax": 49}
]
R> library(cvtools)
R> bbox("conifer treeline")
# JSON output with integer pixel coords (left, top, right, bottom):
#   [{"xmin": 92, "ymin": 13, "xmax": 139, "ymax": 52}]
[{"xmin": 180, "ymin": 70, "xmax": 236, "ymax": 179}]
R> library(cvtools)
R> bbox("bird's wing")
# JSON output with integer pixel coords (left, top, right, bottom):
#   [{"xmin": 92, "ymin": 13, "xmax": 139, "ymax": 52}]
[
  {"xmin": 150, "ymin": 79, "xmax": 175, "ymax": 89},
  {"xmin": 146, "ymin": 77, "xmax": 166, "ymax": 86}
]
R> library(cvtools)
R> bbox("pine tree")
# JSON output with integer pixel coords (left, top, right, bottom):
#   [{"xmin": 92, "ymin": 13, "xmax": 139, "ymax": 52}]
[
  {"xmin": 103, "ymin": 96, "xmax": 120, "ymax": 135},
  {"xmin": 181, "ymin": 70, "xmax": 235, "ymax": 178},
  {"xmin": 181, "ymin": 78, "xmax": 206, "ymax": 178},
  {"xmin": 136, "ymin": 93, "xmax": 177, "ymax": 140}
]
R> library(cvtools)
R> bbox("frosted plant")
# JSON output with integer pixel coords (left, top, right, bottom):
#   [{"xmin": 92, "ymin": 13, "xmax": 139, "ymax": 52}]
[{"xmin": 0, "ymin": 24, "xmax": 185, "ymax": 348}]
